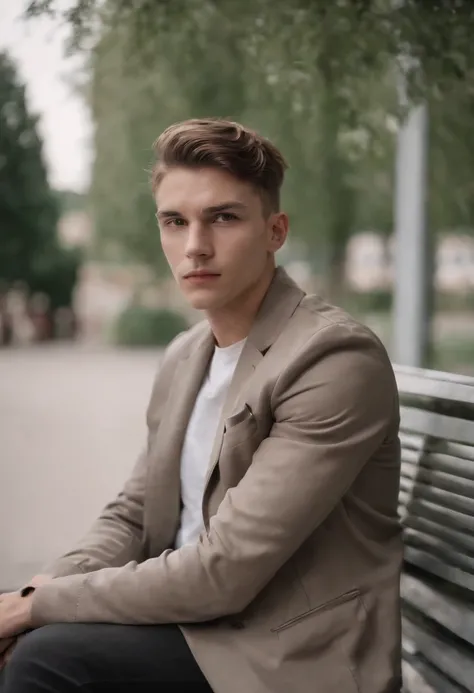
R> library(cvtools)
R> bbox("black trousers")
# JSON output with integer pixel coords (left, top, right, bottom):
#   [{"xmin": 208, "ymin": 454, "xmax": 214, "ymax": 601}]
[{"xmin": 0, "ymin": 623, "xmax": 213, "ymax": 692}]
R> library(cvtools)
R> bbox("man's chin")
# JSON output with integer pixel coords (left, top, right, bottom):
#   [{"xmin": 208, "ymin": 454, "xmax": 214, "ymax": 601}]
[
  {"xmin": 184, "ymin": 291, "xmax": 224, "ymax": 312},
  {"xmin": 182, "ymin": 284, "xmax": 230, "ymax": 312},
  {"xmin": 187, "ymin": 297, "xmax": 219, "ymax": 311}
]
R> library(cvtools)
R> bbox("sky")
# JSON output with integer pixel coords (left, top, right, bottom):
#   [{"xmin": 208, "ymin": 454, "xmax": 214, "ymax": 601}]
[{"xmin": 0, "ymin": 0, "xmax": 92, "ymax": 192}]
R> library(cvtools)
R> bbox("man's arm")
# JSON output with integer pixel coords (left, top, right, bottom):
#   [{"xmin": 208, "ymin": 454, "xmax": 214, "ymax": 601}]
[
  {"xmin": 41, "ymin": 449, "xmax": 149, "ymax": 578},
  {"xmin": 40, "ymin": 333, "xmax": 188, "ymax": 579},
  {"xmin": 28, "ymin": 323, "xmax": 399, "ymax": 627}
]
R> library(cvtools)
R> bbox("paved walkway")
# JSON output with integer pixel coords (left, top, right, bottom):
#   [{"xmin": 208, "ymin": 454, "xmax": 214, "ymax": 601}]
[{"xmin": 0, "ymin": 344, "xmax": 161, "ymax": 590}]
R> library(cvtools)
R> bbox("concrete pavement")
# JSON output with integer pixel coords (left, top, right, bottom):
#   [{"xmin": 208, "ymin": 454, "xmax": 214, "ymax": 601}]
[{"xmin": 0, "ymin": 344, "xmax": 161, "ymax": 591}]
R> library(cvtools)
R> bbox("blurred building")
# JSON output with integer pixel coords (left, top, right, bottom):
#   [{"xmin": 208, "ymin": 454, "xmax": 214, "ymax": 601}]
[
  {"xmin": 56, "ymin": 210, "xmax": 134, "ymax": 341},
  {"xmin": 345, "ymin": 232, "xmax": 393, "ymax": 292},
  {"xmin": 57, "ymin": 210, "xmax": 200, "ymax": 340},
  {"xmin": 74, "ymin": 263, "xmax": 149, "ymax": 341},
  {"xmin": 346, "ymin": 231, "xmax": 474, "ymax": 293},
  {"xmin": 57, "ymin": 210, "xmax": 93, "ymax": 248},
  {"xmin": 436, "ymin": 233, "xmax": 474, "ymax": 294}
]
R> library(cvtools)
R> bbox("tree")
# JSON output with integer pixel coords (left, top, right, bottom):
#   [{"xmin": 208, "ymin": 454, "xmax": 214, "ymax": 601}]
[
  {"xmin": 25, "ymin": 0, "xmax": 474, "ymax": 296},
  {"xmin": 55, "ymin": 189, "xmax": 87, "ymax": 214},
  {"xmin": 0, "ymin": 52, "xmax": 80, "ymax": 308},
  {"xmin": 87, "ymin": 1, "xmax": 249, "ymax": 274},
  {"xmin": 49, "ymin": 0, "xmax": 398, "ymax": 283},
  {"xmin": 26, "ymin": 1, "xmax": 474, "ymax": 101}
]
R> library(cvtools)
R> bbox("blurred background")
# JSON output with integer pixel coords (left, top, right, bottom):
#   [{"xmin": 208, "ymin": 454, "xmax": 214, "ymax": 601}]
[{"xmin": 1, "ymin": 0, "xmax": 474, "ymax": 587}]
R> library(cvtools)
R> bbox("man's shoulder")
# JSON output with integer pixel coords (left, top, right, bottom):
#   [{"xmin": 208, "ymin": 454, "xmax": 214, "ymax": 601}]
[
  {"xmin": 273, "ymin": 293, "xmax": 398, "ymax": 426},
  {"xmin": 269, "ymin": 291, "xmax": 397, "ymax": 411},
  {"xmin": 286, "ymin": 292, "xmax": 390, "ymax": 360},
  {"xmin": 146, "ymin": 320, "xmax": 209, "ymax": 427},
  {"xmin": 162, "ymin": 319, "xmax": 210, "ymax": 363}
]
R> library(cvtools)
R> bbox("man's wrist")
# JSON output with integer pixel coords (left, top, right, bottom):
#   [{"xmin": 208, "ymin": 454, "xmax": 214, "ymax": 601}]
[{"xmin": 18, "ymin": 586, "xmax": 36, "ymax": 633}]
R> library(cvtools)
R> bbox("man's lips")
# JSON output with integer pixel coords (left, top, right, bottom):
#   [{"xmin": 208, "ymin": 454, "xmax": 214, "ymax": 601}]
[{"xmin": 183, "ymin": 271, "xmax": 220, "ymax": 279}]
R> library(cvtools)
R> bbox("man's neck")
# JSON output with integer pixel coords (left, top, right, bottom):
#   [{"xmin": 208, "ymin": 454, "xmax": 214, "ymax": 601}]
[{"xmin": 207, "ymin": 265, "xmax": 275, "ymax": 348}]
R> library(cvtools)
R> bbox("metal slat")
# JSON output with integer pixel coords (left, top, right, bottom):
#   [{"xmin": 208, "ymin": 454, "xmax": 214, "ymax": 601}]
[
  {"xmin": 403, "ymin": 528, "xmax": 474, "ymax": 574},
  {"xmin": 402, "ymin": 514, "xmax": 474, "ymax": 555},
  {"xmin": 400, "ymin": 406, "xmax": 474, "ymax": 446},
  {"xmin": 403, "ymin": 546, "xmax": 474, "ymax": 592},
  {"xmin": 401, "ymin": 446, "xmax": 474, "ymax": 480},
  {"xmin": 402, "ymin": 616, "xmax": 474, "ymax": 691},
  {"xmin": 401, "ymin": 573, "xmax": 474, "ymax": 647},
  {"xmin": 395, "ymin": 364, "xmax": 474, "ymax": 405},
  {"xmin": 401, "ymin": 653, "xmax": 466, "ymax": 693},
  {"xmin": 401, "ymin": 447, "xmax": 423, "ymax": 463},
  {"xmin": 400, "ymin": 437, "xmax": 474, "ymax": 462},
  {"xmin": 399, "ymin": 477, "xmax": 474, "ymax": 515},
  {"xmin": 398, "ymin": 493, "xmax": 474, "ymax": 533},
  {"xmin": 399, "ymin": 431, "xmax": 427, "ymax": 452},
  {"xmin": 422, "ymin": 452, "xmax": 474, "ymax": 480},
  {"xmin": 400, "ymin": 435, "xmax": 474, "ymax": 464},
  {"xmin": 440, "ymin": 440, "xmax": 474, "ymax": 462},
  {"xmin": 400, "ymin": 462, "xmax": 474, "ymax": 498}
]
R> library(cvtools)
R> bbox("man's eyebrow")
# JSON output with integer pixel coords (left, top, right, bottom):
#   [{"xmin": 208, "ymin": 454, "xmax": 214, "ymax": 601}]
[
  {"xmin": 203, "ymin": 202, "xmax": 247, "ymax": 214},
  {"xmin": 156, "ymin": 201, "xmax": 247, "ymax": 218},
  {"xmin": 156, "ymin": 209, "xmax": 182, "ymax": 219}
]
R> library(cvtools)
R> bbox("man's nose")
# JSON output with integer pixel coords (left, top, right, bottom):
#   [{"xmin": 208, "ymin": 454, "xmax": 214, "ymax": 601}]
[{"xmin": 185, "ymin": 222, "xmax": 213, "ymax": 258}]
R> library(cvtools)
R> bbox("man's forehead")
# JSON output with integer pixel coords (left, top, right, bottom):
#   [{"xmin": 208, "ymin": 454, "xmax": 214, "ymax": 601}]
[{"xmin": 155, "ymin": 169, "xmax": 256, "ymax": 211}]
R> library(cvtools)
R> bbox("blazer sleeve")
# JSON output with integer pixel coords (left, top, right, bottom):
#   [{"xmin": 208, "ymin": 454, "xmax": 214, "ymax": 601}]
[
  {"xmin": 29, "ymin": 322, "xmax": 399, "ymax": 627},
  {"xmin": 41, "ymin": 449, "xmax": 149, "ymax": 579},
  {"xmin": 39, "ymin": 331, "xmax": 190, "ymax": 580}
]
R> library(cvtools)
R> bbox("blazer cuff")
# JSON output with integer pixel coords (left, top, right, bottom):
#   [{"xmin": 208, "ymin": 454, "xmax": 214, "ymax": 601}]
[{"xmin": 30, "ymin": 573, "xmax": 88, "ymax": 628}]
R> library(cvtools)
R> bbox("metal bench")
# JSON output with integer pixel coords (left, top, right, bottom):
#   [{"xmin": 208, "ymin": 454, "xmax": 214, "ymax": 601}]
[{"xmin": 395, "ymin": 365, "xmax": 474, "ymax": 693}]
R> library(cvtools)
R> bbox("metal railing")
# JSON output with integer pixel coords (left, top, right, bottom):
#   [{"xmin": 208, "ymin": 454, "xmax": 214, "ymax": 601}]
[{"xmin": 394, "ymin": 365, "xmax": 474, "ymax": 693}]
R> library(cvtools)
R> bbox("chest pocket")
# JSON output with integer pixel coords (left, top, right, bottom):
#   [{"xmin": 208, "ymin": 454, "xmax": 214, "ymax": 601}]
[{"xmin": 219, "ymin": 404, "xmax": 261, "ymax": 488}]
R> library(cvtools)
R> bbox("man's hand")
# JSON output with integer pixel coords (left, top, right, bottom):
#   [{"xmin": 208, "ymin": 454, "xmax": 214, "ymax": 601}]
[
  {"xmin": 0, "ymin": 636, "xmax": 23, "ymax": 671},
  {"xmin": 0, "ymin": 637, "xmax": 15, "ymax": 658},
  {"xmin": 0, "ymin": 590, "xmax": 34, "ymax": 640},
  {"xmin": 0, "ymin": 574, "xmax": 52, "ymax": 671}
]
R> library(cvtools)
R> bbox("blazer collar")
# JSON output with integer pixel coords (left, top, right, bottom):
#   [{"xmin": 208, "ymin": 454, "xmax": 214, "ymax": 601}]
[
  {"xmin": 247, "ymin": 266, "xmax": 306, "ymax": 354},
  {"xmin": 182, "ymin": 266, "xmax": 305, "ymax": 362}
]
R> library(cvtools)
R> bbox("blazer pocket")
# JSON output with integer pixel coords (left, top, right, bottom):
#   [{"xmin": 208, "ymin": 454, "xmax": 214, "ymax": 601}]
[
  {"xmin": 271, "ymin": 588, "xmax": 361, "ymax": 634},
  {"xmin": 219, "ymin": 407, "xmax": 260, "ymax": 488},
  {"xmin": 223, "ymin": 404, "xmax": 258, "ymax": 449}
]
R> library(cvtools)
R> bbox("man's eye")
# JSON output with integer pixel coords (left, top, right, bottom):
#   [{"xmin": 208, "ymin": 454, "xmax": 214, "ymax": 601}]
[
  {"xmin": 166, "ymin": 218, "xmax": 186, "ymax": 226},
  {"xmin": 214, "ymin": 213, "xmax": 237, "ymax": 223}
]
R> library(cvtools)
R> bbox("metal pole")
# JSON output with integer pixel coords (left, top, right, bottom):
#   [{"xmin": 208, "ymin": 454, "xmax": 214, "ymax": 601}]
[{"xmin": 392, "ymin": 89, "xmax": 432, "ymax": 367}]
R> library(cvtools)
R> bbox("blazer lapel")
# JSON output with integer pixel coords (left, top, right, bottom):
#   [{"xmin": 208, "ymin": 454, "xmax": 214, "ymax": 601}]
[
  {"xmin": 203, "ymin": 341, "xmax": 263, "ymax": 480},
  {"xmin": 163, "ymin": 327, "xmax": 216, "ymax": 469},
  {"xmin": 145, "ymin": 327, "xmax": 215, "ymax": 553},
  {"xmin": 202, "ymin": 267, "xmax": 306, "ymax": 514}
]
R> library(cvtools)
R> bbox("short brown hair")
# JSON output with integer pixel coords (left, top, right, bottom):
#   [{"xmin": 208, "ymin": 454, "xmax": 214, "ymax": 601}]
[{"xmin": 151, "ymin": 118, "xmax": 288, "ymax": 213}]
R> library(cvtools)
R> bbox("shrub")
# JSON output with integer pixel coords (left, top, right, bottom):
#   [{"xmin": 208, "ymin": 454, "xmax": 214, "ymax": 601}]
[
  {"xmin": 114, "ymin": 305, "xmax": 188, "ymax": 347},
  {"xmin": 434, "ymin": 291, "xmax": 474, "ymax": 312},
  {"xmin": 344, "ymin": 290, "xmax": 393, "ymax": 314}
]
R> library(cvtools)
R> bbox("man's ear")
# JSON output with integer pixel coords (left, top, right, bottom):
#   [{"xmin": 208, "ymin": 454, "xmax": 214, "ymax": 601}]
[{"xmin": 269, "ymin": 212, "xmax": 289, "ymax": 251}]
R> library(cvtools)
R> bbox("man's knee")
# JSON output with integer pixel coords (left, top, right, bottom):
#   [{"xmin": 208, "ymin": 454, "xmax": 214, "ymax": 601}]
[
  {"xmin": 8, "ymin": 626, "xmax": 65, "ymax": 666},
  {"xmin": 3, "ymin": 625, "xmax": 79, "ymax": 687}
]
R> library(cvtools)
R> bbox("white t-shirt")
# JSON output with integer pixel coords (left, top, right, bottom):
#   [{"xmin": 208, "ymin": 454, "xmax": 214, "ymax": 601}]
[{"xmin": 174, "ymin": 338, "xmax": 246, "ymax": 548}]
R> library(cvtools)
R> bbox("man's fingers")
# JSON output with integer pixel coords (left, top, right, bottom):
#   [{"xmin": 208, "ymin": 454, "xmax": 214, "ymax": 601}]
[
  {"xmin": 3, "ymin": 639, "xmax": 19, "ymax": 665},
  {"xmin": 0, "ymin": 634, "xmax": 24, "ymax": 669},
  {"xmin": 0, "ymin": 637, "xmax": 15, "ymax": 657},
  {"xmin": 0, "ymin": 637, "xmax": 17, "ymax": 671}
]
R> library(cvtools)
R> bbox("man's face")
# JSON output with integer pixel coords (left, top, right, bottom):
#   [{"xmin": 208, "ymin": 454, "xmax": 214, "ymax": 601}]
[{"xmin": 155, "ymin": 166, "xmax": 287, "ymax": 312}]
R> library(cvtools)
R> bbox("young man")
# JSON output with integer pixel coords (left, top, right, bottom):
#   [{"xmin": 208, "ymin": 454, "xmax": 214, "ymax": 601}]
[{"xmin": 0, "ymin": 119, "xmax": 403, "ymax": 693}]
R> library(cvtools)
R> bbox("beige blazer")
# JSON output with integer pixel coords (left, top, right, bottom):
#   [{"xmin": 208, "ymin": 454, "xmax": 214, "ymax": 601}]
[{"xmin": 31, "ymin": 267, "xmax": 403, "ymax": 693}]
